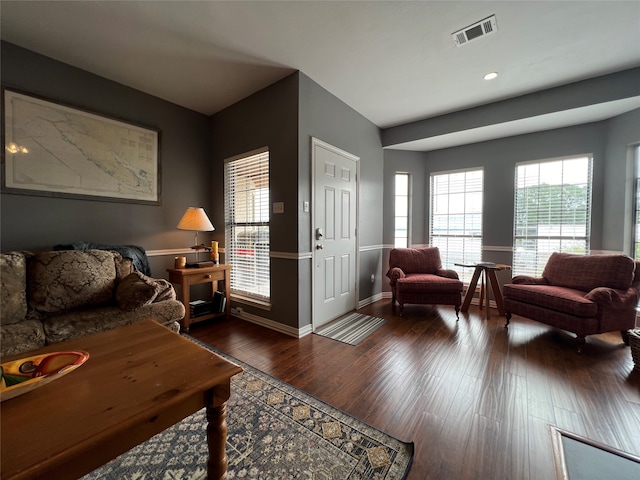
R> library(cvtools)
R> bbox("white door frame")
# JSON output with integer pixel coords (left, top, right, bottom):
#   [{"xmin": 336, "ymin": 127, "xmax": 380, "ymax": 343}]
[{"xmin": 311, "ymin": 137, "xmax": 360, "ymax": 330}]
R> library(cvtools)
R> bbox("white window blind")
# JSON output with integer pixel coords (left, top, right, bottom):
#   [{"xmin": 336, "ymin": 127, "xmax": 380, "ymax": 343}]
[
  {"xmin": 224, "ymin": 149, "xmax": 270, "ymax": 301},
  {"xmin": 394, "ymin": 172, "xmax": 410, "ymax": 248},
  {"xmin": 513, "ymin": 155, "xmax": 592, "ymax": 276},
  {"xmin": 430, "ymin": 168, "xmax": 483, "ymax": 283}
]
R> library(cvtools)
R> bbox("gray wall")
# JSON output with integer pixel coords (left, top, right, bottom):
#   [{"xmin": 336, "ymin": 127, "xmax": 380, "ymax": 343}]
[
  {"xmin": 1, "ymin": 42, "xmax": 212, "ymax": 277},
  {"xmin": 604, "ymin": 108, "xmax": 640, "ymax": 253},
  {"xmin": 210, "ymin": 73, "xmax": 300, "ymax": 328},
  {"xmin": 211, "ymin": 72, "xmax": 384, "ymax": 330},
  {"xmin": 298, "ymin": 73, "xmax": 384, "ymax": 320},
  {"xmin": 382, "ymin": 150, "xmax": 428, "ymax": 246}
]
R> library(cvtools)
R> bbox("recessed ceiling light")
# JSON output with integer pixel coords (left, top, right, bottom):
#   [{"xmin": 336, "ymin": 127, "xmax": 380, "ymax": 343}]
[{"xmin": 484, "ymin": 72, "xmax": 498, "ymax": 80}]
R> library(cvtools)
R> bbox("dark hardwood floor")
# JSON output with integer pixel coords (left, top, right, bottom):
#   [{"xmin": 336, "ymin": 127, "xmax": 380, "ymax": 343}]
[{"xmin": 190, "ymin": 300, "xmax": 640, "ymax": 479}]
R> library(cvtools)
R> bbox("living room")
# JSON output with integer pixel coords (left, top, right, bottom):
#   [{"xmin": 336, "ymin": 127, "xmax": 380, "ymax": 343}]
[
  {"xmin": 1, "ymin": 2, "xmax": 639, "ymax": 336},
  {"xmin": 1, "ymin": 2, "xmax": 640, "ymax": 478}
]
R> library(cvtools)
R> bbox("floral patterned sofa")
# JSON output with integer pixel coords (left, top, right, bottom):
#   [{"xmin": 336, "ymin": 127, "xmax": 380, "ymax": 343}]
[
  {"xmin": 386, "ymin": 247, "xmax": 463, "ymax": 317},
  {"xmin": 1, "ymin": 249, "xmax": 185, "ymax": 357},
  {"xmin": 503, "ymin": 252, "xmax": 640, "ymax": 350}
]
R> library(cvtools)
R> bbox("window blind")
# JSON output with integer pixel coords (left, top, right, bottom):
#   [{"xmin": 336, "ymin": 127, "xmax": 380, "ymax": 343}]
[
  {"xmin": 429, "ymin": 168, "xmax": 483, "ymax": 283},
  {"xmin": 224, "ymin": 149, "xmax": 270, "ymax": 300},
  {"xmin": 513, "ymin": 155, "xmax": 592, "ymax": 276},
  {"xmin": 394, "ymin": 173, "xmax": 410, "ymax": 248}
]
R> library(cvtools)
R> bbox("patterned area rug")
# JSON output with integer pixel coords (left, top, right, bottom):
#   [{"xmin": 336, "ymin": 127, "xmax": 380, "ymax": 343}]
[
  {"xmin": 82, "ymin": 337, "xmax": 413, "ymax": 480},
  {"xmin": 314, "ymin": 312, "xmax": 387, "ymax": 345}
]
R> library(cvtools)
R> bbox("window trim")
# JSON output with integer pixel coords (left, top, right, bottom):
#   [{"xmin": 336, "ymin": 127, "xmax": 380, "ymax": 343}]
[{"xmin": 224, "ymin": 147, "xmax": 271, "ymax": 304}]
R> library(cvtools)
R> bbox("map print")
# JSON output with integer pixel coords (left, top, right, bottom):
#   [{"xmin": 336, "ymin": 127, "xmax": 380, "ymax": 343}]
[{"xmin": 4, "ymin": 90, "xmax": 158, "ymax": 203}]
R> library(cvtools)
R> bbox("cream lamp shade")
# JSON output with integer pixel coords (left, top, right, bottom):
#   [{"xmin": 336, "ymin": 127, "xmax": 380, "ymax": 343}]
[{"xmin": 177, "ymin": 207, "xmax": 214, "ymax": 252}]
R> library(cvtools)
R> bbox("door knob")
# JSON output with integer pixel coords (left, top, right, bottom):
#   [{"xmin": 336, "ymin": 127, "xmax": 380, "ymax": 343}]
[{"xmin": 316, "ymin": 244, "xmax": 324, "ymax": 250}]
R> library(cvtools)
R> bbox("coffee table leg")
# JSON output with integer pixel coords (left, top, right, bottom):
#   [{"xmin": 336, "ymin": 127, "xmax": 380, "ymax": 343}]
[{"xmin": 206, "ymin": 384, "xmax": 231, "ymax": 479}]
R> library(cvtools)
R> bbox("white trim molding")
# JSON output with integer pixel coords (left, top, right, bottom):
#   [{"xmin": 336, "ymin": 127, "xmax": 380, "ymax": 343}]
[
  {"xmin": 358, "ymin": 292, "xmax": 385, "ymax": 308},
  {"xmin": 359, "ymin": 244, "xmax": 384, "ymax": 252},
  {"xmin": 147, "ymin": 247, "xmax": 227, "ymax": 257},
  {"xmin": 231, "ymin": 308, "xmax": 312, "ymax": 338}
]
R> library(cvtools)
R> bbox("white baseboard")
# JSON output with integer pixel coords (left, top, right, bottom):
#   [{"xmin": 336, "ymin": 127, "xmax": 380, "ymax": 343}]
[
  {"xmin": 231, "ymin": 308, "xmax": 312, "ymax": 338},
  {"xmin": 358, "ymin": 292, "xmax": 384, "ymax": 308}
]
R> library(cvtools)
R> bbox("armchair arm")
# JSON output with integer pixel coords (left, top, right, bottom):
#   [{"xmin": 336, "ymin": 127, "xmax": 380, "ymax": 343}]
[
  {"xmin": 386, "ymin": 267, "xmax": 406, "ymax": 286},
  {"xmin": 511, "ymin": 275, "xmax": 548, "ymax": 285},
  {"xmin": 585, "ymin": 287, "xmax": 639, "ymax": 311},
  {"xmin": 436, "ymin": 268, "xmax": 459, "ymax": 280}
]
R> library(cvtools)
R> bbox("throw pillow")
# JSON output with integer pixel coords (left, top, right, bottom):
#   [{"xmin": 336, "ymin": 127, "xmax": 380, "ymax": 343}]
[{"xmin": 116, "ymin": 271, "xmax": 162, "ymax": 311}]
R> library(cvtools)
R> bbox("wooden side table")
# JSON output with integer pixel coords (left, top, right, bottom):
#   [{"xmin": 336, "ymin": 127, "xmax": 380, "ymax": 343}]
[
  {"xmin": 456, "ymin": 263, "xmax": 511, "ymax": 319},
  {"xmin": 167, "ymin": 264, "xmax": 231, "ymax": 332}
]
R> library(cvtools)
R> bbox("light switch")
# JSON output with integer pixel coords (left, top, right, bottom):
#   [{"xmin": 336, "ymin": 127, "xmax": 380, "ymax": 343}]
[{"xmin": 273, "ymin": 202, "xmax": 284, "ymax": 214}]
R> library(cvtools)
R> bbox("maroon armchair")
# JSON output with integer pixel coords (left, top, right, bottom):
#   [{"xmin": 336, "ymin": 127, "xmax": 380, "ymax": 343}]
[
  {"xmin": 386, "ymin": 247, "xmax": 463, "ymax": 317},
  {"xmin": 503, "ymin": 252, "xmax": 640, "ymax": 351}
]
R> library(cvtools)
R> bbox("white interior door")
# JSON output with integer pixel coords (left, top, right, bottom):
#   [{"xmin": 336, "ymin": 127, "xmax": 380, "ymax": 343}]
[{"xmin": 312, "ymin": 138, "xmax": 358, "ymax": 329}]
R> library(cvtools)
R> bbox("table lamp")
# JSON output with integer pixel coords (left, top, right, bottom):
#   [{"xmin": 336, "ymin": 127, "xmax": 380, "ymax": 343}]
[{"xmin": 177, "ymin": 207, "xmax": 214, "ymax": 265}]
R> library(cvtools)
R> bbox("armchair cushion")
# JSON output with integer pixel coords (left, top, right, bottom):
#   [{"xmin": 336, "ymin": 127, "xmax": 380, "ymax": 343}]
[
  {"xmin": 387, "ymin": 247, "xmax": 442, "ymax": 275},
  {"xmin": 503, "ymin": 284, "xmax": 597, "ymax": 317},
  {"xmin": 397, "ymin": 274, "xmax": 463, "ymax": 293}
]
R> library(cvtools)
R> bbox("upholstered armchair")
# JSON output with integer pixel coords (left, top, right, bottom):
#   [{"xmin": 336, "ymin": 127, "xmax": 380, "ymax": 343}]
[
  {"xmin": 503, "ymin": 252, "xmax": 640, "ymax": 351},
  {"xmin": 386, "ymin": 247, "xmax": 463, "ymax": 317}
]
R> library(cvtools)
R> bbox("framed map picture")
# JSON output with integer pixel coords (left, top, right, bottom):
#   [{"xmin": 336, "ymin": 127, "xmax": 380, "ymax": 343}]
[{"xmin": 2, "ymin": 88, "xmax": 160, "ymax": 204}]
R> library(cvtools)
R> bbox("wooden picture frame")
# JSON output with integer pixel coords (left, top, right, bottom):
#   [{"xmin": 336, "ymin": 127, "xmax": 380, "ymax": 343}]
[{"xmin": 2, "ymin": 88, "xmax": 161, "ymax": 204}]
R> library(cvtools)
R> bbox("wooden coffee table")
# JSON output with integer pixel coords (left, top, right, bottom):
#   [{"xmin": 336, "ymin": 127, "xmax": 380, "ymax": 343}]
[{"xmin": 0, "ymin": 320, "xmax": 242, "ymax": 480}]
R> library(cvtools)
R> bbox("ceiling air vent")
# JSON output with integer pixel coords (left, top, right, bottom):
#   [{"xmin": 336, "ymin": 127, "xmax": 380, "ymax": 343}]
[{"xmin": 452, "ymin": 15, "xmax": 498, "ymax": 47}]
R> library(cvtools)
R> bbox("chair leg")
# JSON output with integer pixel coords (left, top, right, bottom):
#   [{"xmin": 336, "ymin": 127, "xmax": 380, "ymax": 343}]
[
  {"xmin": 455, "ymin": 305, "xmax": 460, "ymax": 320},
  {"xmin": 576, "ymin": 335, "xmax": 586, "ymax": 353},
  {"xmin": 505, "ymin": 312, "xmax": 511, "ymax": 328},
  {"xmin": 399, "ymin": 303, "xmax": 404, "ymax": 316},
  {"xmin": 621, "ymin": 330, "xmax": 630, "ymax": 346}
]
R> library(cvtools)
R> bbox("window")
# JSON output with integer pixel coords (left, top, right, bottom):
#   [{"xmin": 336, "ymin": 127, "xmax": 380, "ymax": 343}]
[
  {"xmin": 513, "ymin": 155, "xmax": 592, "ymax": 276},
  {"xmin": 224, "ymin": 149, "xmax": 270, "ymax": 302},
  {"xmin": 430, "ymin": 168, "xmax": 483, "ymax": 283},
  {"xmin": 634, "ymin": 145, "xmax": 640, "ymax": 259},
  {"xmin": 394, "ymin": 173, "xmax": 410, "ymax": 248}
]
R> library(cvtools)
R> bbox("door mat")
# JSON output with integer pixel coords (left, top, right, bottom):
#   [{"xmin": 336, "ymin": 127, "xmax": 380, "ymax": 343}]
[{"xmin": 314, "ymin": 311, "xmax": 387, "ymax": 345}]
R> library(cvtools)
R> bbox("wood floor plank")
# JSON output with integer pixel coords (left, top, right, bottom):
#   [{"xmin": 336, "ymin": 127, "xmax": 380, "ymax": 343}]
[{"xmin": 189, "ymin": 300, "xmax": 640, "ymax": 479}]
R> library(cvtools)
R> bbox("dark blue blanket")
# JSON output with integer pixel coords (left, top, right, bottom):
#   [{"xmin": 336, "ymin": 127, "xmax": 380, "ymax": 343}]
[{"xmin": 54, "ymin": 242, "xmax": 152, "ymax": 276}]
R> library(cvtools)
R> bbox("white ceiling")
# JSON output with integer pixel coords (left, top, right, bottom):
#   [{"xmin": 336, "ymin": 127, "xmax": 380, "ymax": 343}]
[{"xmin": 2, "ymin": 1, "xmax": 639, "ymax": 149}]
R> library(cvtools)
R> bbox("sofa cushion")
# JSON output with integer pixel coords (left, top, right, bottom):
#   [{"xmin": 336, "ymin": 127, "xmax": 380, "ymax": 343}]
[
  {"xmin": 43, "ymin": 303, "xmax": 184, "ymax": 345},
  {"xmin": 0, "ymin": 252, "xmax": 28, "ymax": 325},
  {"xmin": 503, "ymin": 283, "xmax": 597, "ymax": 317},
  {"xmin": 0, "ymin": 319, "xmax": 46, "ymax": 356},
  {"xmin": 28, "ymin": 250, "xmax": 117, "ymax": 314},
  {"xmin": 388, "ymin": 247, "xmax": 442, "ymax": 275},
  {"xmin": 542, "ymin": 252, "xmax": 635, "ymax": 292},
  {"xmin": 116, "ymin": 271, "xmax": 162, "ymax": 311}
]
